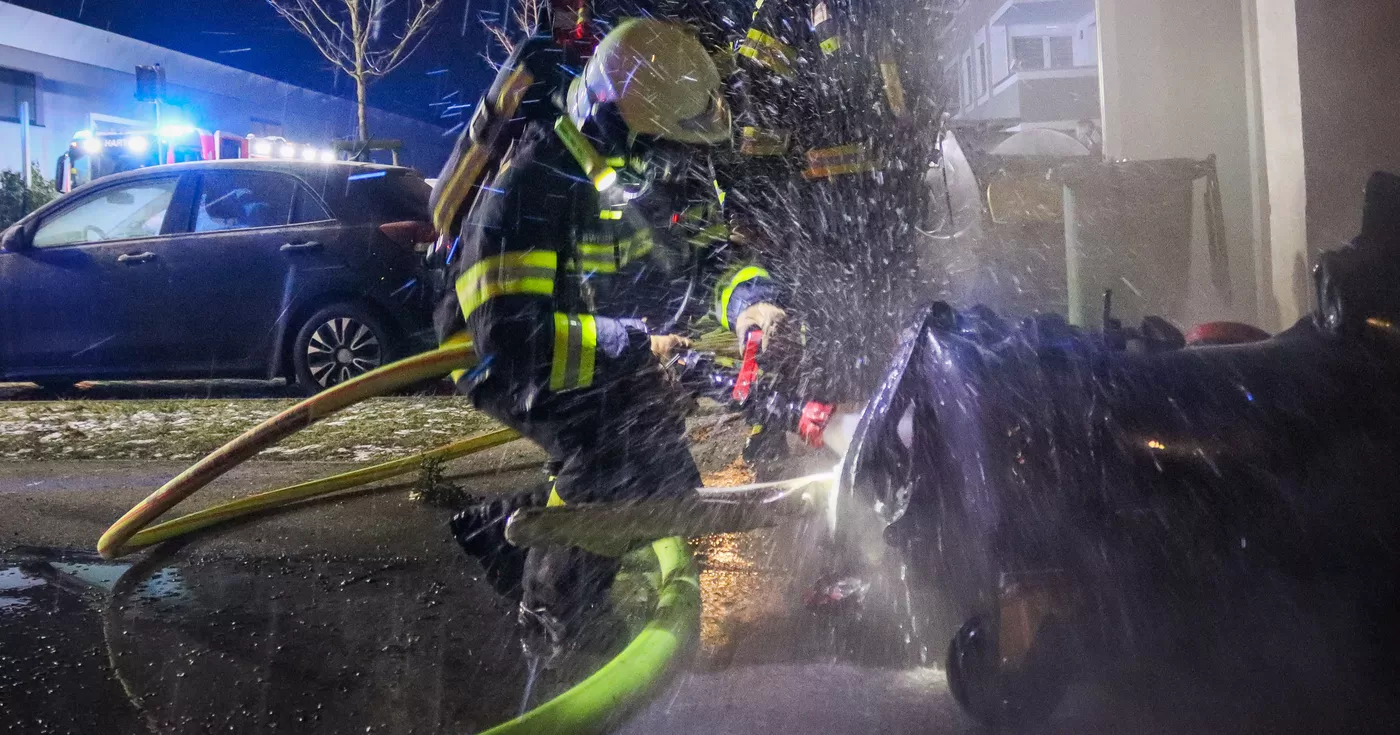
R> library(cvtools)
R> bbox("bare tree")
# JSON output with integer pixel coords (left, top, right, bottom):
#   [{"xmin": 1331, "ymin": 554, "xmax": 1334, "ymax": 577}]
[
  {"xmin": 268, "ymin": 0, "xmax": 444, "ymax": 141},
  {"xmin": 482, "ymin": 0, "xmax": 548, "ymax": 68}
]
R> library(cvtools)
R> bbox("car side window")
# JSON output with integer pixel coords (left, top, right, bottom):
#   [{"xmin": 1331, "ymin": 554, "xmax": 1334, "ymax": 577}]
[
  {"xmin": 31, "ymin": 178, "xmax": 179, "ymax": 248},
  {"xmin": 195, "ymin": 171, "xmax": 294, "ymax": 232},
  {"xmin": 291, "ymin": 185, "xmax": 333, "ymax": 224}
]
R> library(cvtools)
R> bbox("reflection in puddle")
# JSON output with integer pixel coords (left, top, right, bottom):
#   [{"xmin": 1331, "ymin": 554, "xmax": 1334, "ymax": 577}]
[
  {"xmin": 107, "ymin": 553, "xmax": 533, "ymax": 733},
  {"xmin": 1, "ymin": 549, "xmax": 626, "ymax": 734}
]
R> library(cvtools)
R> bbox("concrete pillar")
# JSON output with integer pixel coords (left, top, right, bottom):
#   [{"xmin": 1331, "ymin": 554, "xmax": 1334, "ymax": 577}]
[
  {"xmin": 1095, "ymin": 0, "xmax": 1259, "ymax": 326},
  {"xmin": 1245, "ymin": 0, "xmax": 1307, "ymax": 329}
]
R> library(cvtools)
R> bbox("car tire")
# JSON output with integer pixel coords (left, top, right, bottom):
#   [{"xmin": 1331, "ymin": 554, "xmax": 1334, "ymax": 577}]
[{"xmin": 291, "ymin": 303, "xmax": 396, "ymax": 395}]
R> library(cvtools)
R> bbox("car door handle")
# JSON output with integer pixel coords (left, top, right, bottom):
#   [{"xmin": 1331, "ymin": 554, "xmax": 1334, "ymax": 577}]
[
  {"xmin": 117, "ymin": 251, "xmax": 156, "ymax": 264},
  {"xmin": 280, "ymin": 241, "xmax": 323, "ymax": 253}
]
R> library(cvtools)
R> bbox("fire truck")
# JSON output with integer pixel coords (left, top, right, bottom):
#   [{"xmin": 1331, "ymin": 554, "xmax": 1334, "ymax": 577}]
[{"xmin": 55, "ymin": 125, "xmax": 339, "ymax": 193}]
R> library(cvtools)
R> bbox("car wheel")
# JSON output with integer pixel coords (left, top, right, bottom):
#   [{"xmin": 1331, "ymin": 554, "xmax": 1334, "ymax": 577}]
[
  {"xmin": 946, "ymin": 613, "xmax": 1071, "ymax": 728},
  {"xmin": 292, "ymin": 304, "xmax": 394, "ymax": 394}
]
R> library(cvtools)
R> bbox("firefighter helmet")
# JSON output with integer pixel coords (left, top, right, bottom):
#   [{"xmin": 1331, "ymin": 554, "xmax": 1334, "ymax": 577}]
[{"xmin": 568, "ymin": 18, "xmax": 730, "ymax": 145}]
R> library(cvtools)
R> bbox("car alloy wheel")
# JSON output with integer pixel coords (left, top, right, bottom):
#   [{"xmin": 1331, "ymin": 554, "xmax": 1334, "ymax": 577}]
[{"xmin": 305, "ymin": 316, "xmax": 383, "ymax": 388}]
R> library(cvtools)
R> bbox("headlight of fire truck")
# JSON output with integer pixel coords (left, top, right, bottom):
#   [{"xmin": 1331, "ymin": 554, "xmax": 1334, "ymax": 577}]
[
  {"xmin": 75, "ymin": 129, "xmax": 102, "ymax": 156},
  {"xmin": 159, "ymin": 123, "xmax": 196, "ymax": 139}
]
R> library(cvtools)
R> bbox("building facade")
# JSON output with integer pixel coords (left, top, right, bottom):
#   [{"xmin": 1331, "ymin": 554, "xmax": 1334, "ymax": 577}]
[
  {"xmin": 943, "ymin": 0, "xmax": 1100, "ymax": 131},
  {"xmin": 0, "ymin": 3, "xmax": 451, "ymax": 180}
]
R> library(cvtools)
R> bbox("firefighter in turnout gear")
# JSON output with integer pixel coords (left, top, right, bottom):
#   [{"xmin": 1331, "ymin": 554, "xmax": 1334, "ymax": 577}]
[
  {"xmin": 724, "ymin": 0, "xmax": 940, "ymax": 401},
  {"xmin": 434, "ymin": 18, "xmax": 781, "ymax": 646}
]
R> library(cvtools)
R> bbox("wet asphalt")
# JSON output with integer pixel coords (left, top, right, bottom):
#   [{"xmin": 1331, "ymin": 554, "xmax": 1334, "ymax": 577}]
[{"xmin": 3, "ymin": 420, "xmax": 1399, "ymax": 733}]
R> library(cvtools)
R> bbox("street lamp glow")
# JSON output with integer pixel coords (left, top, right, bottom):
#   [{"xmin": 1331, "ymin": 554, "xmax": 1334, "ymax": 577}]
[{"xmin": 125, "ymin": 136, "xmax": 150, "ymax": 154}]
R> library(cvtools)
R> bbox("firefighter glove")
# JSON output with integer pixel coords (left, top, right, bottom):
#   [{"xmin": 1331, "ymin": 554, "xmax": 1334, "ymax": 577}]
[
  {"xmin": 735, "ymin": 303, "xmax": 786, "ymax": 351},
  {"xmin": 650, "ymin": 334, "xmax": 692, "ymax": 362}
]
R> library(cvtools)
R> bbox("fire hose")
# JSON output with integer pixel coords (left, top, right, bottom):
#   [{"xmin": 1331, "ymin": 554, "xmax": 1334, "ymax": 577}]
[
  {"xmin": 97, "ymin": 341, "xmax": 490, "ymax": 559},
  {"xmin": 92, "ymin": 339, "xmax": 721, "ymax": 734}
]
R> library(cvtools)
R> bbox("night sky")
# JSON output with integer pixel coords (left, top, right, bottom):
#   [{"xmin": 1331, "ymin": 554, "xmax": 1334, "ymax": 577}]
[{"xmin": 11, "ymin": 0, "xmax": 508, "ymax": 127}]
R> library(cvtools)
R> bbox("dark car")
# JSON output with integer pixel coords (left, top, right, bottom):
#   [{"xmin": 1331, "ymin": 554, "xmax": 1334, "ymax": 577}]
[{"xmin": 0, "ymin": 159, "xmax": 438, "ymax": 393}]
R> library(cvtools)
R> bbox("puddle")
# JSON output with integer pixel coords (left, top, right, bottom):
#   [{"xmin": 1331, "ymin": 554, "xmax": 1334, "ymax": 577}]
[{"xmin": 0, "ymin": 548, "xmax": 625, "ymax": 734}]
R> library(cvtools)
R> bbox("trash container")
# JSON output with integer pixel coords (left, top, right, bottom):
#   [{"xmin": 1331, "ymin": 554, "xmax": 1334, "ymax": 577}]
[{"xmin": 1061, "ymin": 158, "xmax": 1210, "ymax": 328}]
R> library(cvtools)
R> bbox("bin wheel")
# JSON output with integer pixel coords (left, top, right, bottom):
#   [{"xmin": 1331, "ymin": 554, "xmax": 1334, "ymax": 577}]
[{"xmin": 946, "ymin": 614, "xmax": 1069, "ymax": 728}]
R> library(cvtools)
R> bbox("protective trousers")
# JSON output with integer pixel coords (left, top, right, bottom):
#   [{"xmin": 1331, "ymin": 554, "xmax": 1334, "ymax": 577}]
[{"xmin": 473, "ymin": 365, "xmax": 701, "ymax": 639}]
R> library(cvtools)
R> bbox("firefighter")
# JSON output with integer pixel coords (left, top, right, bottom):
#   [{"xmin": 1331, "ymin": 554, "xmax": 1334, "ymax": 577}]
[
  {"xmin": 435, "ymin": 18, "xmax": 783, "ymax": 647},
  {"xmin": 724, "ymin": 0, "xmax": 942, "ymax": 400}
]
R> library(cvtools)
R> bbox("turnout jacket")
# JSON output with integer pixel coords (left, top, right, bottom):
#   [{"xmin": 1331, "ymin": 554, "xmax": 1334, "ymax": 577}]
[{"xmin": 434, "ymin": 122, "xmax": 776, "ymax": 405}]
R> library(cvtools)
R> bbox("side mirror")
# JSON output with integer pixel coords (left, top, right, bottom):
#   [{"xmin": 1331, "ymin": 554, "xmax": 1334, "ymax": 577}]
[{"xmin": 1, "ymin": 219, "xmax": 36, "ymax": 252}]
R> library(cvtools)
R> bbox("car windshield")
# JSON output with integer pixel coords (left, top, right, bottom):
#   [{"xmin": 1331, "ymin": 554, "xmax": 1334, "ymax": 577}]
[{"xmin": 4, "ymin": 2, "xmax": 1400, "ymax": 734}]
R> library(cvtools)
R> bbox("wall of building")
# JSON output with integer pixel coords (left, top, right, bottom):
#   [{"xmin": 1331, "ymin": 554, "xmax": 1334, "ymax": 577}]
[
  {"xmin": 1096, "ymin": 0, "xmax": 1257, "ymax": 326},
  {"xmin": 1073, "ymin": 12, "xmax": 1098, "ymax": 67},
  {"xmin": 0, "ymin": 4, "xmax": 451, "ymax": 179},
  {"xmin": 1294, "ymin": 0, "xmax": 1400, "ymax": 258}
]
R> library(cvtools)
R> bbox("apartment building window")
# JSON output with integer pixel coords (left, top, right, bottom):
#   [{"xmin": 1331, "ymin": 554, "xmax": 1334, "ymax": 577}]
[
  {"xmin": 976, "ymin": 43, "xmax": 989, "ymax": 96},
  {"xmin": 1049, "ymin": 37, "xmax": 1075, "ymax": 68},
  {"xmin": 946, "ymin": 65, "xmax": 964, "ymax": 110},
  {"xmin": 964, "ymin": 55, "xmax": 974, "ymax": 108},
  {"xmin": 1011, "ymin": 36, "xmax": 1046, "ymax": 72},
  {"xmin": 0, "ymin": 67, "xmax": 40, "ymax": 124}
]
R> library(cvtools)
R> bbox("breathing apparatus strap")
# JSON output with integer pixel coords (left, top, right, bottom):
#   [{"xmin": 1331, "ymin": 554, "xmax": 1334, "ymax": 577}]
[
  {"xmin": 431, "ymin": 66, "xmax": 536, "ymax": 235},
  {"xmin": 554, "ymin": 116, "xmax": 618, "ymax": 191}
]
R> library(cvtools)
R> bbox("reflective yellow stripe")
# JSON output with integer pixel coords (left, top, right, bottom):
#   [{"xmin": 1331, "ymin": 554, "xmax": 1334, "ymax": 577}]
[
  {"xmin": 455, "ymin": 250, "xmax": 558, "ymax": 322},
  {"xmin": 820, "ymin": 36, "xmax": 842, "ymax": 55},
  {"xmin": 574, "ymin": 229, "xmax": 653, "ymax": 273},
  {"xmin": 627, "ymin": 230, "xmax": 653, "ymax": 260},
  {"xmin": 547, "ymin": 485, "xmax": 566, "ymax": 507},
  {"xmin": 688, "ymin": 223, "xmax": 730, "ymax": 248},
  {"xmin": 577, "ymin": 314, "xmax": 597, "ymax": 389},
  {"xmin": 555, "ymin": 116, "xmax": 617, "ymax": 191},
  {"xmin": 599, "ymin": 208, "xmax": 623, "ymax": 220},
  {"xmin": 739, "ymin": 126, "xmax": 791, "ymax": 156},
  {"xmin": 549, "ymin": 312, "xmax": 599, "ymax": 392},
  {"xmin": 738, "ymin": 28, "xmax": 795, "ymax": 77},
  {"xmin": 807, "ymin": 144, "xmax": 864, "ymax": 161},
  {"xmin": 803, "ymin": 143, "xmax": 879, "ymax": 179},
  {"xmin": 551, "ymin": 313, "xmax": 571, "ymax": 390},
  {"xmin": 717, "ymin": 264, "xmax": 770, "ymax": 329}
]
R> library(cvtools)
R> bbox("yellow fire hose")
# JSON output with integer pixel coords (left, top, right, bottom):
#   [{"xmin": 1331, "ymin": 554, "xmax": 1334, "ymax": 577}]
[
  {"xmin": 122, "ymin": 427, "xmax": 521, "ymax": 551},
  {"xmin": 95, "ymin": 340, "xmax": 702, "ymax": 733},
  {"xmin": 98, "ymin": 342, "xmax": 479, "ymax": 559},
  {"xmin": 480, "ymin": 537, "xmax": 699, "ymax": 735}
]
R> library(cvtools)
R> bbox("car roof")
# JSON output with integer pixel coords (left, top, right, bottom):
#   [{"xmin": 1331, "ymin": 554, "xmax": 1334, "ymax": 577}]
[
  {"xmin": 89, "ymin": 158, "xmax": 419, "ymax": 185},
  {"xmin": 3, "ymin": 159, "xmax": 428, "ymax": 234}
]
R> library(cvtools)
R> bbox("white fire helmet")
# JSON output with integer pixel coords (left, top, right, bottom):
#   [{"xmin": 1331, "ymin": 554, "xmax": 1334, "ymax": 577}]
[{"xmin": 567, "ymin": 18, "xmax": 731, "ymax": 145}]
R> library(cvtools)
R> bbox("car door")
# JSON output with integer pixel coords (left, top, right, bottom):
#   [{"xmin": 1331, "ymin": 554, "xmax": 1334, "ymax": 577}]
[
  {"xmin": 153, "ymin": 169, "xmax": 345, "ymax": 374},
  {"xmin": 0, "ymin": 174, "xmax": 187, "ymax": 378}
]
